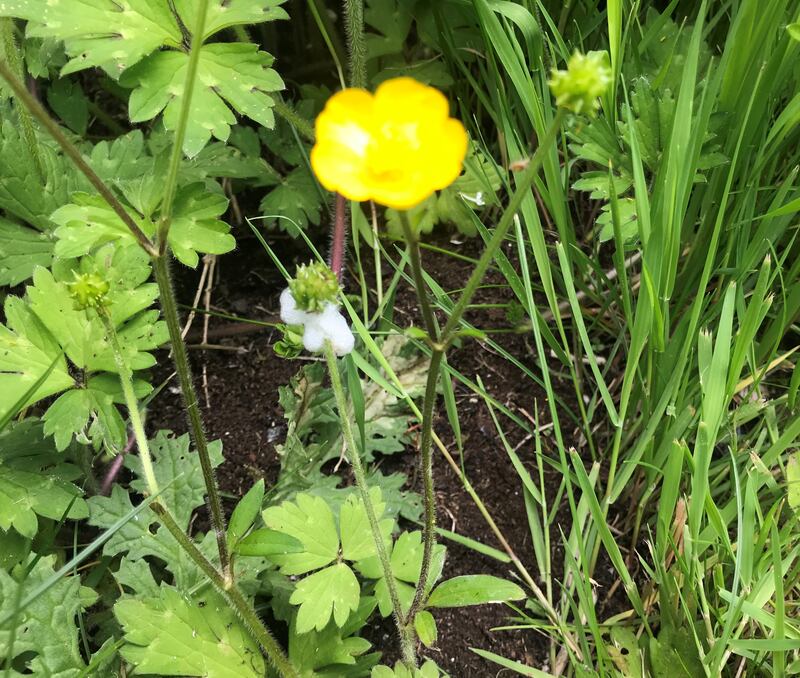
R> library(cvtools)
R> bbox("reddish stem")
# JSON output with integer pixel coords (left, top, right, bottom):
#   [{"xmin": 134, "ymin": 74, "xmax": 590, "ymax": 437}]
[
  {"xmin": 329, "ymin": 193, "xmax": 347, "ymax": 280},
  {"xmin": 100, "ymin": 433, "xmax": 135, "ymax": 495}
]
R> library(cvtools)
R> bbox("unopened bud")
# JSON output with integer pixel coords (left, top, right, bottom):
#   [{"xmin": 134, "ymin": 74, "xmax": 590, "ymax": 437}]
[
  {"xmin": 288, "ymin": 262, "xmax": 340, "ymax": 313},
  {"xmin": 549, "ymin": 51, "xmax": 612, "ymax": 116},
  {"xmin": 66, "ymin": 271, "xmax": 110, "ymax": 310}
]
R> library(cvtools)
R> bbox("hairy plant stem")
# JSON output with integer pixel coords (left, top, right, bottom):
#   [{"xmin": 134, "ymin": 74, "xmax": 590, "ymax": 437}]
[
  {"xmin": 398, "ymin": 212, "xmax": 442, "ymax": 623},
  {"xmin": 150, "ymin": 503, "xmax": 298, "ymax": 678},
  {"xmin": 157, "ymin": 0, "xmax": 209, "ymax": 253},
  {"xmin": 343, "ymin": 0, "xmax": 367, "ymax": 88},
  {"xmin": 398, "ymin": 212, "xmax": 439, "ymax": 341},
  {"xmin": 401, "ymin": 110, "xmax": 565, "ymax": 622},
  {"xmin": 274, "ymin": 99, "xmax": 315, "ymax": 142},
  {"xmin": 0, "ymin": 39, "xmax": 292, "ymax": 670},
  {"xmin": 98, "ymin": 310, "xmax": 160, "ymax": 496},
  {"xmin": 102, "ymin": 306, "xmax": 296, "ymax": 675},
  {"xmin": 0, "ymin": 60, "xmax": 157, "ymax": 256},
  {"xmin": 152, "ymin": 254, "xmax": 231, "ymax": 581},
  {"xmin": 1, "ymin": 19, "xmax": 43, "ymax": 181},
  {"xmin": 330, "ymin": 193, "xmax": 347, "ymax": 279},
  {"xmin": 323, "ymin": 341, "xmax": 416, "ymax": 667}
]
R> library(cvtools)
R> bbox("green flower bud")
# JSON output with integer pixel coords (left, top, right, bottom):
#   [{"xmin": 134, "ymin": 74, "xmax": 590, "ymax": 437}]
[
  {"xmin": 66, "ymin": 271, "xmax": 110, "ymax": 310},
  {"xmin": 548, "ymin": 51, "xmax": 612, "ymax": 116},
  {"xmin": 288, "ymin": 262, "xmax": 340, "ymax": 313}
]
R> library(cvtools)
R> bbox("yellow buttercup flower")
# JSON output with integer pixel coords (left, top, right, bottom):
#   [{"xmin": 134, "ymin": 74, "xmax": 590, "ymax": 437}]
[{"xmin": 310, "ymin": 77, "xmax": 468, "ymax": 211}]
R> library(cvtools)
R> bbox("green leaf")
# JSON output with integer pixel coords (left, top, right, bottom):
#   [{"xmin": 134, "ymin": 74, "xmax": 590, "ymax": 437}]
[
  {"xmin": 236, "ymin": 528, "xmax": 303, "ymax": 557},
  {"xmin": 88, "ymin": 432, "xmax": 225, "ymax": 588},
  {"xmin": 649, "ymin": 623, "xmax": 704, "ymax": 678},
  {"xmin": 227, "ymin": 479, "xmax": 265, "ymax": 547},
  {"xmin": 390, "ymin": 530, "xmax": 445, "ymax": 585},
  {"xmin": 259, "ymin": 165, "xmax": 324, "ymax": 234},
  {"xmin": 357, "ymin": 531, "xmax": 445, "ymax": 617},
  {"xmin": 386, "ymin": 196, "xmax": 438, "ymax": 239},
  {"xmin": 289, "ymin": 596, "xmax": 377, "ymax": 672},
  {"xmin": 173, "ymin": 0, "xmax": 289, "ymax": 41},
  {"xmin": 0, "ymin": 419, "xmax": 88, "ymax": 538},
  {"xmin": 29, "ymin": 244, "xmax": 166, "ymax": 372},
  {"xmin": 372, "ymin": 660, "xmax": 445, "ymax": 678},
  {"xmin": 0, "ymin": 528, "xmax": 28, "ymax": 570},
  {"xmin": 340, "ymin": 487, "xmax": 393, "ymax": 561},
  {"xmin": 88, "ymin": 130, "xmax": 154, "ymax": 185},
  {"xmin": 290, "ymin": 563, "xmax": 361, "ymax": 633},
  {"xmin": 0, "ymin": 0, "xmax": 182, "ymax": 75},
  {"xmin": 787, "ymin": 22, "xmax": 800, "ymax": 42},
  {"xmin": 434, "ymin": 188, "xmax": 478, "ymax": 236},
  {"xmin": 123, "ymin": 43, "xmax": 285, "ymax": 157},
  {"xmin": 365, "ymin": 0, "xmax": 414, "ymax": 60},
  {"xmin": 414, "ymin": 610, "xmax": 438, "ymax": 648},
  {"xmin": 169, "ymin": 184, "xmax": 236, "ymax": 267},
  {"xmin": 116, "ymin": 587, "xmax": 265, "ymax": 677},
  {"xmin": 0, "ymin": 555, "xmax": 95, "ymax": 675},
  {"xmin": 290, "ymin": 621, "xmax": 373, "ymax": 672},
  {"xmin": 0, "ymin": 108, "xmax": 87, "ymax": 234},
  {"xmin": 52, "ymin": 192, "xmax": 152, "ymax": 258},
  {"xmin": 787, "ymin": 452, "xmax": 800, "ymax": 514},
  {"xmin": 23, "ymin": 36, "xmax": 67, "ymax": 79},
  {"xmin": 129, "ymin": 431, "xmax": 225, "ymax": 529},
  {"xmin": 114, "ymin": 558, "xmax": 161, "ymax": 597},
  {"xmin": 46, "ymin": 77, "xmax": 89, "ymax": 135},
  {"xmin": 262, "ymin": 492, "xmax": 340, "ymax": 574},
  {"xmin": 470, "ymin": 648, "xmax": 554, "ymax": 677},
  {"xmin": 607, "ymin": 627, "xmax": 643, "ymax": 678},
  {"xmin": 42, "ymin": 380, "xmax": 126, "ymax": 451},
  {"xmin": 187, "ymin": 141, "xmax": 280, "ymax": 182},
  {"xmin": 0, "ymin": 296, "xmax": 73, "ymax": 424},
  {"xmin": 52, "ymin": 185, "xmax": 235, "ymax": 266},
  {"xmin": 0, "ymin": 218, "xmax": 54, "ymax": 286},
  {"xmin": 426, "ymin": 575, "xmax": 525, "ymax": 608}
]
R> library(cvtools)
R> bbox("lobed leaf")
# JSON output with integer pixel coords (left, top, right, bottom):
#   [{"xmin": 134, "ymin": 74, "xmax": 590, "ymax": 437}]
[
  {"xmin": 0, "ymin": 0, "xmax": 181, "ymax": 75},
  {"xmin": 262, "ymin": 492, "xmax": 339, "ymax": 574},
  {"xmin": 289, "ymin": 562, "xmax": 361, "ymax": 633},
  {"xmin": 116, "ymin": 587, "xmax": 265, "ymax": 677},
  {"xmin": 173, "ymin": 0, "xmax": 288, "ymax": 41},
  {"xmin": 123, "ymin": 43, "xmax": 284, "ymax": 157}
]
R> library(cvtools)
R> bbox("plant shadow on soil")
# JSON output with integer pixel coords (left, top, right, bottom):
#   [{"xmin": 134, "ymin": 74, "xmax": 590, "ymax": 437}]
[{"xmin": 146, "ymin": 229, "xmax": 634, "ymax": 676}]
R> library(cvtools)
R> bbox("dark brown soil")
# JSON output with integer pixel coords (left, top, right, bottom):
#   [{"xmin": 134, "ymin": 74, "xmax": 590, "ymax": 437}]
[{"xmin": 146, "ymin": 229, "xmax": 622, "ymax": 676}]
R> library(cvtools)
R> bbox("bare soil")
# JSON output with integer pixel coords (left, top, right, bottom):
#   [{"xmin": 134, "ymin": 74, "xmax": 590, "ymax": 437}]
[{"xmin": 146, "ymin": 230, "xmax": 625, "ymax": 676}]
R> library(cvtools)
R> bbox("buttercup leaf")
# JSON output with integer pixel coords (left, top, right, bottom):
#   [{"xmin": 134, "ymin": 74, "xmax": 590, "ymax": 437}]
[
  {"xmin": 340, "ymin": 487, "xmax": 393, "ymax": 562},
  {"xmin": 173, "ymin": 0, "xmax": 289, "ymax": 41},
  {"xmin": 52, "ymin": 186, "xmax": 235, "ymax": 266},
  {"xmin": 259, "ymin": 165, "xmax": 324, "ymax": 234},
  {"xmin": 0, "ymin": 107, "xmax": 87, "ymax": 232},
  {"xmin": 0, "ymin": 556, "xmax": 95, "ymax": 675},
  {"xmin": 116, "ymin": 587, "xmax": 265, "ymax": 677},
  {"xmin": 263, "ymin": 492, "xmax": 340, "ymax": 574},
  {"xmin": 0, "ymin": 420, "xmax": 88, "ymax": 537},
  {"xmin": 124, "ymin": 43, "xmax": 285, "ymax": 157},
  {"xmin": 0, "ymin": 217, "xmax": 54, "ymax": 286},
  {"xmin": 0, "ymin": 0, "xmax": 182, "ymax": 75},
  {"xmin": 0, "ymin": 296, "xmax": 73, "ymax": 423},
  {"xmin": 290, "ymin": 563, "xmax": 361, "ymax": 633}
]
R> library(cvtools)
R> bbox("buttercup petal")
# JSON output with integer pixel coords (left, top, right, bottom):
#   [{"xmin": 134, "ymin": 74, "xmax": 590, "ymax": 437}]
[{"xmin": 310, "ymin": 77, "xmax": 468, "ymax": 210}]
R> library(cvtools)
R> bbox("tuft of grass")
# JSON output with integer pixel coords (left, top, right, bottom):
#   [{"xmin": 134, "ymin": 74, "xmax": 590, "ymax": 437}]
[{"xmin": 402, "ymin": 0, "xmax": 800, "ymax": 674}]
